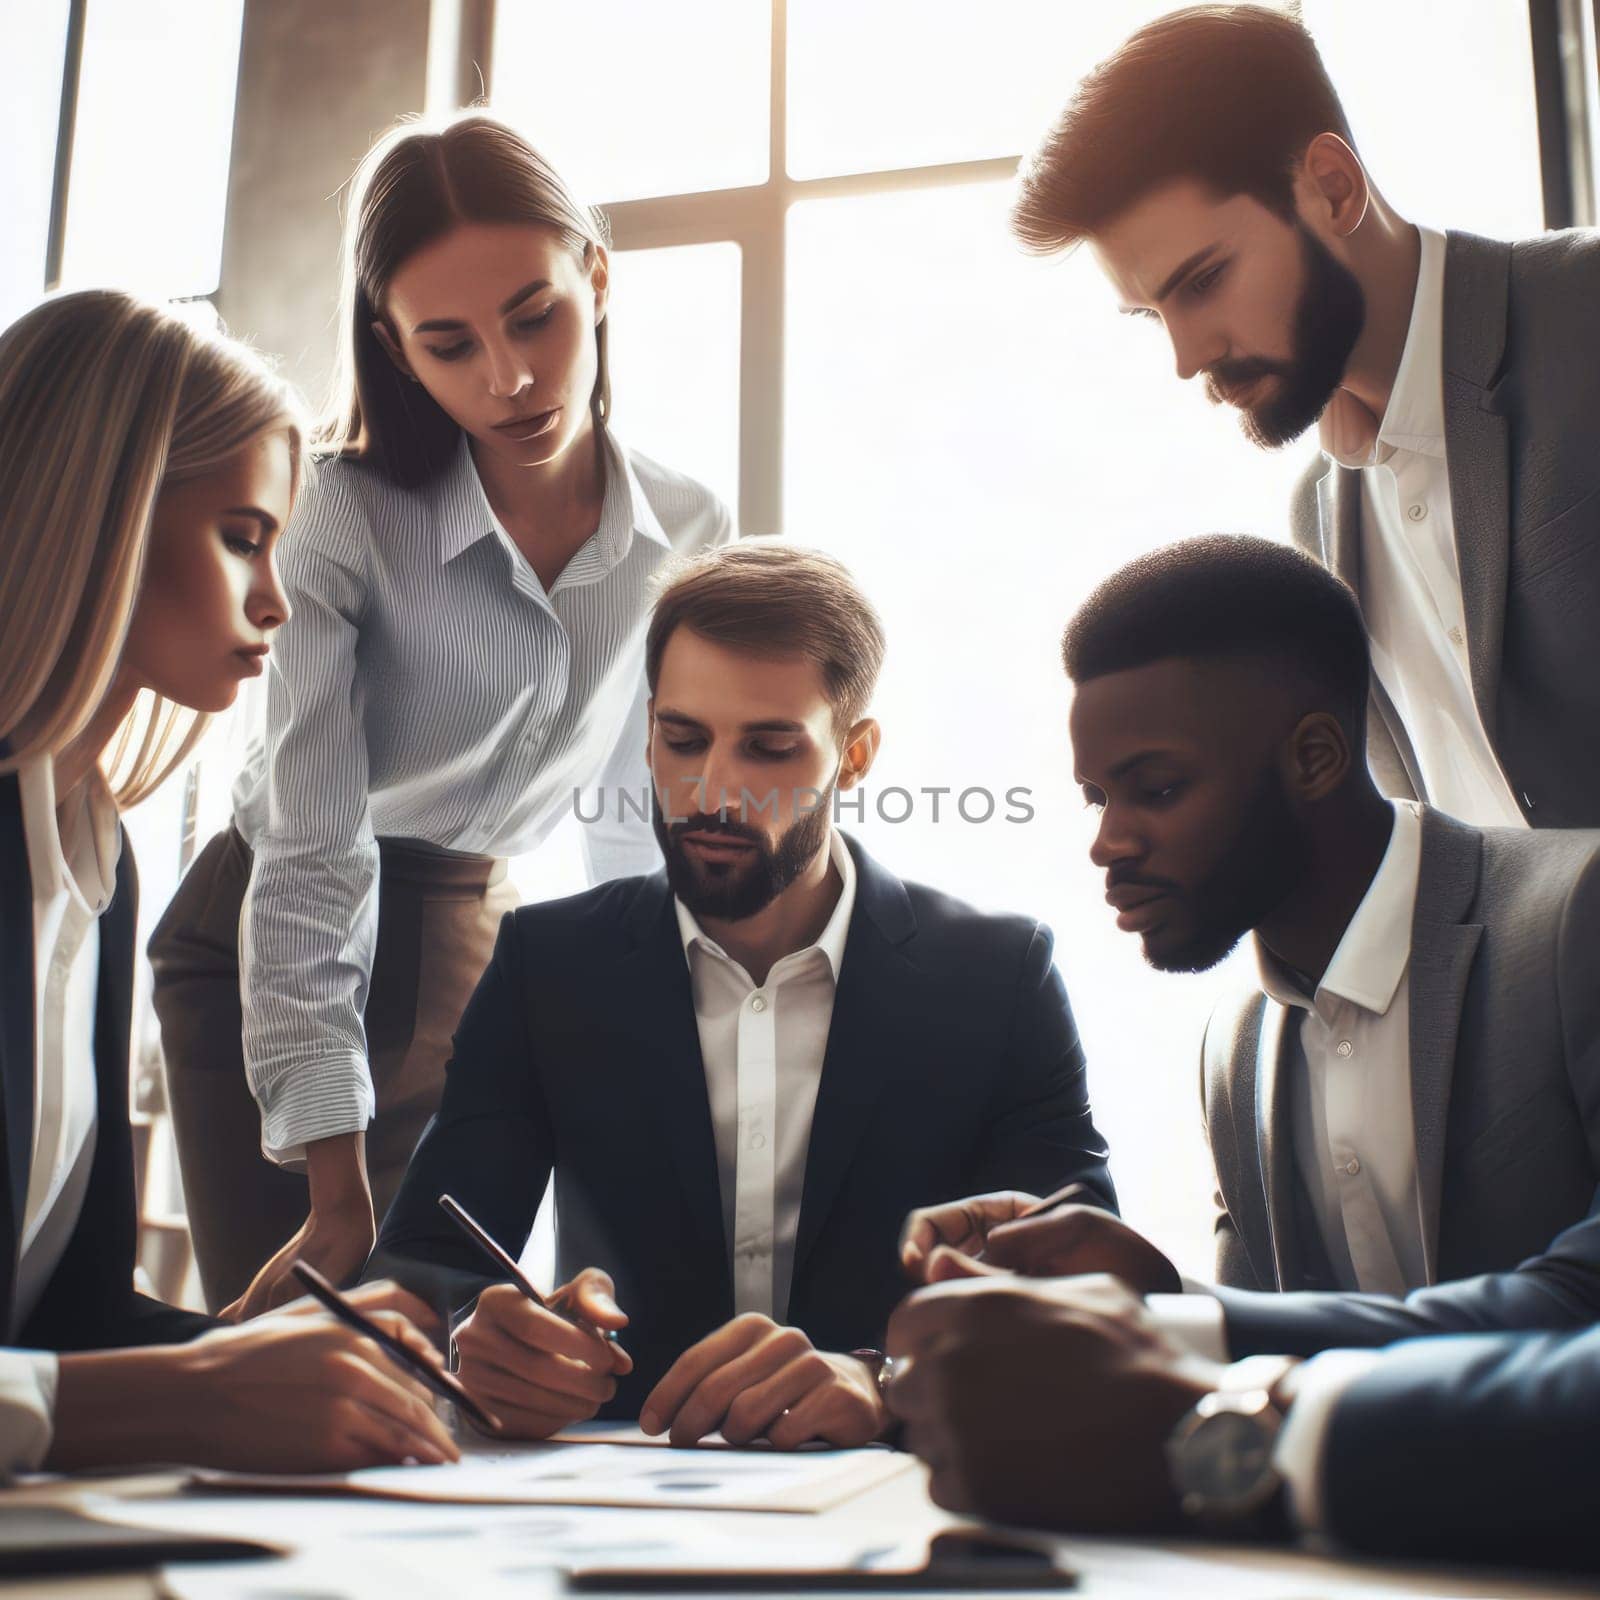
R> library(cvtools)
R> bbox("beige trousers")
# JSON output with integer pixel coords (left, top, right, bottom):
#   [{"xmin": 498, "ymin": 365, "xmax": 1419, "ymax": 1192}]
[{"xmin": 149, "ymin": 825, "xmax": 517, "ymax": 1313}]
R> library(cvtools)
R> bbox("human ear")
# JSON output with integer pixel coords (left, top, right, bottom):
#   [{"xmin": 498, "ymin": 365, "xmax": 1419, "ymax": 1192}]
[
  {"xmin": 370, "ymin": 319, "xmax": 417, "ymax": 379},
  {"xmin": 837, "ymin": 718, "xmax": 882, "ymax": 787},
  {"xmin": 1286, "ymin": 710, "xmax": 1352, "ymax": 801},
  {"xmin": 588, "ymin": 243, "xmax": 610, "ymax": 324},
  {"xmin": 1298, "ymin": 132, "xmax": 1370, "ymax": 238}
]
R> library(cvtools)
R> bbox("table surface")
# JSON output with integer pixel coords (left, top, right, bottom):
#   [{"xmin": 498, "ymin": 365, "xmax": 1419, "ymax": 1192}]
[{"xmin": 3, "ymin": 1459, "xmax": 1596, "ymax": 1599}]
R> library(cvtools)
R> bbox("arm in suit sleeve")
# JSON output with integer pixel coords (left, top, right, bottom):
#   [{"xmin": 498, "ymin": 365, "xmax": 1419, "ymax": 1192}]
[
  {"xmin": 364, "ymin": 912, "xmax": 555, "ymax": 1319},
  {"xmin": 1317, "ymin": 1326, "xmax": 1600, "ymax": 1567},
  {"xmin": 1219, "ymin": 857, "xmax": 1600, "ymax": 1355},
  {"xmin": 966, "ymin": 923, "xmax": 1116, "ymax": 1213}
]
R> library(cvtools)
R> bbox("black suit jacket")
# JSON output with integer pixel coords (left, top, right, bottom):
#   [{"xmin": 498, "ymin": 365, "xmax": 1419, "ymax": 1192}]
[
  {"xmin": 1323, "ymin": 1324, "xmax": 1600, "ymax": 1569},
  {"xmin": 1, "ymin": 771, "xmax": 212, "ymax": 1351},
  {"xmin": 370, "ymin": 833, "xmax": 1115, "ymax": 1415},
  {"xmin": 1291, "ymin": 228, "xmax": 1600, "ymax": 826}
]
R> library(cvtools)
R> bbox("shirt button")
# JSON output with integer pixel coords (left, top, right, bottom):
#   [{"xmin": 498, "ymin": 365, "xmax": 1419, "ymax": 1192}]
[
  {"xmin": 1447, "ymin": 625, "xmax": 1465, "ymax": 647},
  {"xmin": 749, "ymin": 1133, "xmax": 767, "ymax": 1151},
  {"xmin": 1335, "ymin": 1039, "xmax": 1353, "ymax": 1058},
  {"xmin": 1407, "ymin": 502, "xmax": 1428, "ymax": 522},
  {"xmin": 750, "ymin": 995, "xmax": 766, "ymax": 1013},
  {"xmin": 1345, "ymin": 1157, "xmax": 1362, "ymax": 1176}
]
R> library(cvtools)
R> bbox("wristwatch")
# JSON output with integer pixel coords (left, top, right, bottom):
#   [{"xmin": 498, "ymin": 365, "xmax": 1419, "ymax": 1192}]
[
  {"xmin": 849, "ymin": 1347, "xmax": 897, "ymax": 1399},
  {"xmin": 1164, "ymin": 1354, "xmax": 1298, "ymax": 1535}
]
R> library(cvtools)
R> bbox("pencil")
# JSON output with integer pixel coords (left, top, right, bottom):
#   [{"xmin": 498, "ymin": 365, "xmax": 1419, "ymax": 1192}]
[
  {"xmin": 437, "ymin": 1192, "xmax": 621, "ymax": 1345},
  {"xmin": 289, "ymin": 1259, "xmax": 501, "ymax": 1433}
]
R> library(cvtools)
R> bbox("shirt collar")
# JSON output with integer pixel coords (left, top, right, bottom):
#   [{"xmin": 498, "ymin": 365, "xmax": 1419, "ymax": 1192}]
[
  {"xmin": 1318, "ymin": 226, "xmax": 1447, "ymax": 469},
  {"xmin": 1254, "ymin": 800, "xmax": 1422, "ymax": 1020},
  {"xmin": 19, "ymin": 756, "xmax": 122, "ymax": 918},
  {"xmin": 437, "ymin": 427, "xmax": 671, "ymax": 568},
  {"xmin": 675, "ymin": 829, "xmax": 858, "ymax": 983}
]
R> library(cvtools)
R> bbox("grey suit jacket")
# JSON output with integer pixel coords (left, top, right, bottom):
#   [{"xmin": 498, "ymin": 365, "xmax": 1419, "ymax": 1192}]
[
  {"xmin": 1202, "ymin": 808, "xmax": 1600, "ymax": 1355},
  {"xmin": 1290, "ymin": 228, "xmax": 1600, "ymax": 827}
]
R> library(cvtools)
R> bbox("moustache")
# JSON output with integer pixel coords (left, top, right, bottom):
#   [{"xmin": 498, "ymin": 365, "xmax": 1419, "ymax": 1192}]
[
  {"xmin": 668, "ymin": 814, "xmax": 767, "ymax": 847},
  {"xmin": 1104, "ymin": 867, "xmax": 1181, "ymax": 894},
  {"xmin": 1203, "ymin": 357, "xmax": 1288, "ymax": 404}
]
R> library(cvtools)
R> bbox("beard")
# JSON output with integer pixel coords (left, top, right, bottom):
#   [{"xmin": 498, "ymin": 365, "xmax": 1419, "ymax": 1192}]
[
  {"xmin": 652, "ymin": 786, "xmax": 835, "ymax": 923},
  {"xmin": 1204, "ymin": 222, "xmax": 1366, "ymax": 450},
  {"xmin": 1148, "ymin": 767, "xmax": 1311, "ymax": 974}
]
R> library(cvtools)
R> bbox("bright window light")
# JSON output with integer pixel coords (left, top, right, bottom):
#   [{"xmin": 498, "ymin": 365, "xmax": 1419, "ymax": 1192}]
[
  {"xmin": 493, "ymin": 0, "xmax": 770, "ymax": 204},
  {"xmin": 1302, "ymin": 0, "xmax": 1545, "ymax": 237},
  {"xmin": 0, "ymin": 0, "xmax": 70, "ymax": 326},
  {"xmin": 60, "ymin": 0, "xmax": 245, "ymax": 298},
  {"xmin": 787, "ymin": 180, "xmax": 1316, "ymax": 1274},
  {"xmin": 606, "ymin": 241, "xmax": 743, "ymax": 512},
  {"xmin": 786, "ymin": 1, "xmax": 1177, "ymax": 180}
]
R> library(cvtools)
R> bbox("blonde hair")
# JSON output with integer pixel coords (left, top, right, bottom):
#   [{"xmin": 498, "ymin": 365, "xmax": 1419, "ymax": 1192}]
[
  {"xmin": 0, "ymin": 289, "xmax": 303, "ymax": 806},
  {"xmin": 322, "ymin": 111, "xmax": 612, "ymax": 489}
]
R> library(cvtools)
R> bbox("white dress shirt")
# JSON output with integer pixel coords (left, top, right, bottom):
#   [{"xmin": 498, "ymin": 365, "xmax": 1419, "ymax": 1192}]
[
  {"xmin": 2, "ymin": 757, "xmax": 120, "ymax": 1475},
  {"xmin": 233, "ymin": 430, "xmax": 730, "ymax": 1162},
  {"xmin": 1258, "ymin": 800, "xmax": 1428, "ymax": 1299},
  {"xmin": 674, "ymin": 831, "xmax": 856, "ymax": 1323},
  {"xmin": 1319, "ymin": 225, "xmax": 1526, "ymax": 827}
]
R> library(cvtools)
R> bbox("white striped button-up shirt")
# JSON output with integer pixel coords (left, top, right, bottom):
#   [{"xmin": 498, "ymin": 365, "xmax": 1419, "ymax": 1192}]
[{"xmin": 233, "ymin": 429, "xmax": 730, "ymax": 1161}]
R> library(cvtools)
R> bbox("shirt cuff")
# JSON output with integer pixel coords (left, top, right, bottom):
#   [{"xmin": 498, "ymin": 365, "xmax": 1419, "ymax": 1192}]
[
  {"xmin": 256, "ymin": 1056, "xmax": 375, "ymax": 1167},
  {"xmin": 1146, "ymin": 1291, "xmax": 1230, "ymax": 1363},
  {"xmin": 1272, "ymin": 1349, "xmax": 1384, "ymax": 1534},
  {"xmin": 1, "ymin": 1353, "xmax": 59, "ymax": 1477}
]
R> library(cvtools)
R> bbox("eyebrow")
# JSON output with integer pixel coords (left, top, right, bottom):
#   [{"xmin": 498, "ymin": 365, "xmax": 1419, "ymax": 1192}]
[
  {"xmin": 655, "ymin": 709, "xmax": 809, "ymax": 735},
  {"xmin": 222, "ymin": 506, "xmax": 280, "ymax": 534},
  {"xmin": 412, "ymin": 278, "xmax": 553, "ymax": 335},
  {"xmin": 1076, "ymin": 749, "xmax": 1188, "ymax": 786},
  {"xmin": 1118, "ymin": 244, "xmax": 1223, "ymax": 314},
  {"xmin": 1108, "ymin": 749, "xmax": 1187, "ymax": 780}
]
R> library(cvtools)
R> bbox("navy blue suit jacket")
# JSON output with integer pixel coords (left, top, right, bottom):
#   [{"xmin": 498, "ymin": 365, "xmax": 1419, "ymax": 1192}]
[
  {"xmin": 1323, "ymin": 1324, "xmax": 1600, "ymax": 1569},
  {"xmin": 0, "ymin": 771, "xmax": 213, "ymax": 1352},
  {"xmin": 370, "ymin": 833, "xmax": 1115, "ymax": 1415}
]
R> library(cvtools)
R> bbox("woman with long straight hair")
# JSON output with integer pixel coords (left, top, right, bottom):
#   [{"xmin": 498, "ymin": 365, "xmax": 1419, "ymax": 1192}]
[
  {"xmin": 0, "ymin": 289, "xmax": 457, "ymax": 1474},
  {"xmin": 150, "ymin": 111, "xmax": 731, "ymax": 1318}
]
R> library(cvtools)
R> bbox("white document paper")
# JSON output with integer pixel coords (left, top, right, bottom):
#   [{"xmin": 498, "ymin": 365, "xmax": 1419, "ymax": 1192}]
[{"xmin": 194, "ymin": 1437, "xmax": 914, "ymax": 1514}]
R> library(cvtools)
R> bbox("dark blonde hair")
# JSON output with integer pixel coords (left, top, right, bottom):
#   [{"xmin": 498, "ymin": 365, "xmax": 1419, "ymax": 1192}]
[
  {"xmin": 0, "ymin": 290, "xmax": 303, "ymax": 804},
  {"xmin": 323, "ymin": 111, "xmax": 611, "ymax": 488},
  {"xmin": 646, "ymin": 541, "xmax": 886, "ymax": 732},
  {"xmin": 1013, "ymin": 4, "xmax": 1353, "ymax": 256}
]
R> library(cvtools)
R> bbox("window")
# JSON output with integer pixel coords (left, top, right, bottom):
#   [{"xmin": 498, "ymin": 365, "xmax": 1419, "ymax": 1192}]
[
  {"xmin": 0, "ymin": 0, "xmax": 71, "ymax": 326},
  {"xmin": 492, "ymin": 0, "xmax": 770, "ymax": 204},
  {"xmin": 59, "ymin": 0, "xmax": 246, "ymax": 298}
]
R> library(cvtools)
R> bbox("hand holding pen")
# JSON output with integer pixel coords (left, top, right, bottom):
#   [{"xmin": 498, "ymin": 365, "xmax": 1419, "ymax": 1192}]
[
  {"xmin": 289, "ymin": 1259, "xmax": 502, "ymax": 1435},
  {"xmin": 898, "ymin": 1184, "xmax": 1182, "ymax": 1294},
  {"xmin": 439, "ymin": 1193, "xmax": 633, "ymax": 1440}
]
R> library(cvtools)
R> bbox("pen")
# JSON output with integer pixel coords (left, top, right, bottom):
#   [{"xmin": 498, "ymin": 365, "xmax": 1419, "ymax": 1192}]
[
  {"xmin": 437, "ymin": 1192, "xmax": 621, "ymax": 1345},
  {"xmin": 289, "ymin": 1258, "xmax": 501, "ymax": 1433}
]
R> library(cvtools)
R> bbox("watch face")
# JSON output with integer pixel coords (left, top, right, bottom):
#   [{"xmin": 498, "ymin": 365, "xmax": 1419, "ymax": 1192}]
[{"xmin": 1173, "ymin": 1409, "xmax": 1276, "ymax": 1509}]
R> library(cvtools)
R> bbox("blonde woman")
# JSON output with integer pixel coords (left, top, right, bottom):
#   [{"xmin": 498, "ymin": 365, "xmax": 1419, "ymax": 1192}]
[
  {"xmin": 0, "ymin": 289, "xmax": 457, "ymax": 1474},
  {"xmin": 149, "ymin": 112, "xmax": 731, "ymax": 1319}
]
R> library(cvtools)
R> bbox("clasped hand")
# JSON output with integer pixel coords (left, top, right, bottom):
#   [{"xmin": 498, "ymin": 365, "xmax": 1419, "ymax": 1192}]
[{"xmin": 456, "ymin": 1276, "xmax": 884, "ymax": 1449}]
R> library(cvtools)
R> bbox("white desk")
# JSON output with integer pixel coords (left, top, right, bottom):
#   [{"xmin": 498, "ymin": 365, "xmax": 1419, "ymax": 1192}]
[{"xmin": 3, "ymin": 1462, "xmax": 1595, "ymax": 1598}]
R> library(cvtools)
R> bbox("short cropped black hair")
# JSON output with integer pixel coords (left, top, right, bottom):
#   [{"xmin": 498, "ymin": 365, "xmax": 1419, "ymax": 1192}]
[
  {"xmin": 1061, "ymin": 534, "xmax": 1370, "ymax": 743},
  {"xmin": 1013, "ymin": 4, "xmax": 1353, "ymax": 254}
]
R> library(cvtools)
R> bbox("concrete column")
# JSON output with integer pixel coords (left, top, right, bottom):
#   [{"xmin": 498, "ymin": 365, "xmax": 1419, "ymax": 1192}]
[{"xmin": 214, "ymin": 0, "xmax": 430, "ymax": 409}]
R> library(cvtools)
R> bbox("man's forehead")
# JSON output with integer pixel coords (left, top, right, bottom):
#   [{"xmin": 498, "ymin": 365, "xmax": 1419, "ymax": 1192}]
[
  {"xmin": 1071, "ymin": 659, "xmax": 1231, "ymax": 743},
  {"xmin": 1088, "ymin": 183, "xmax": 1255, "ymax": 302}
]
